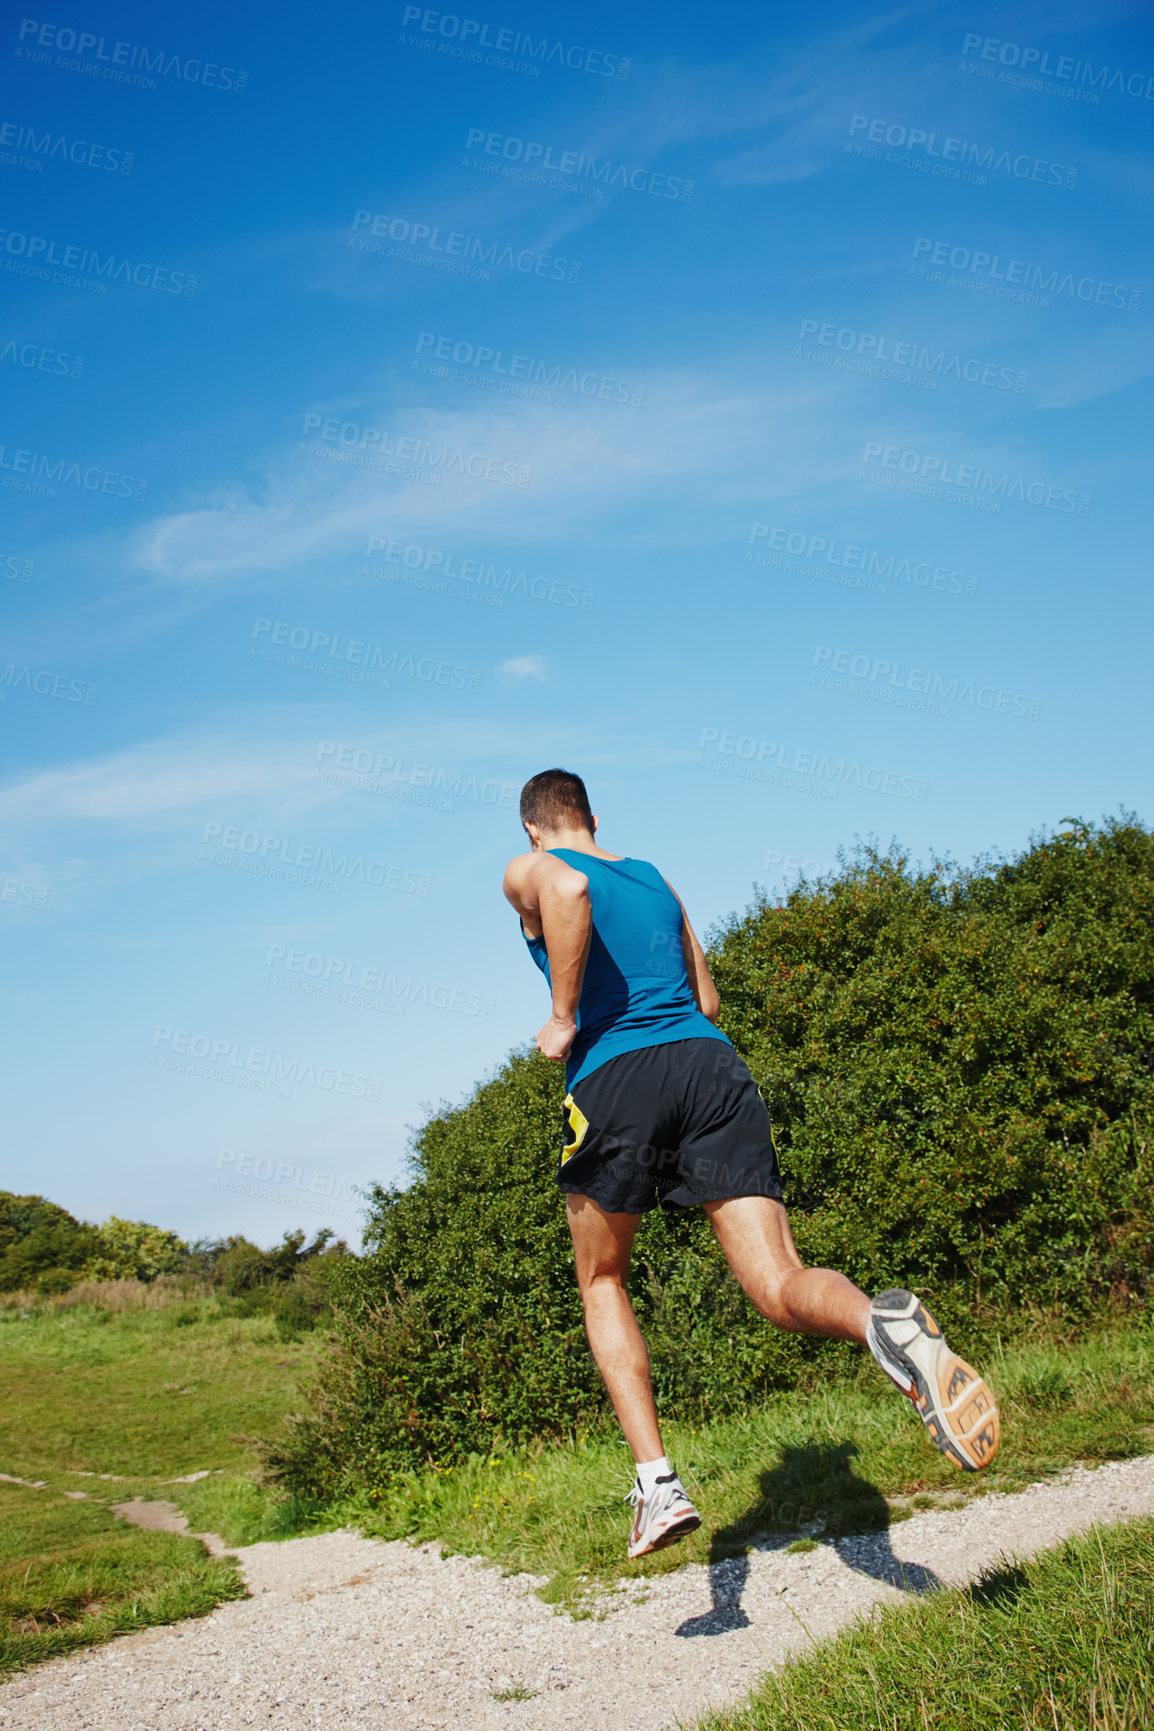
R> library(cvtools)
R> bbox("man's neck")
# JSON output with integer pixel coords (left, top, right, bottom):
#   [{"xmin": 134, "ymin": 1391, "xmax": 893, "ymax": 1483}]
[{"xmin": 540, "ymin": 830, "xmax": 623, "ymax": 860}]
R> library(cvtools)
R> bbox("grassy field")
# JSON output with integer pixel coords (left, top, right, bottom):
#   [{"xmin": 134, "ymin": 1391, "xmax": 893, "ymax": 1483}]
[
  {"xmin": 695, "ymin": 1516, "xmax": 1154, "ymax": 1731},
  {"xmin": 0, "ymin": 1481, "xmax": 245, "ymax": 1677},
  {"xmin": 0, "ymin": 1278, "xmax": 320, "ymax": 1673},
  {"xmin": 0, "ymin": 1277, "xmax": 321, "ymax": 1482},
  {"xmin": 2, "ymin": 1280, "xmax": 1152, "ymax": 1672}
]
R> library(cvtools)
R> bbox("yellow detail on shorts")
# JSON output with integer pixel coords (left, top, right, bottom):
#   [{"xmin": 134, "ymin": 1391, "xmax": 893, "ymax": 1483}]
[{"xmin": 562, "ymin": 1093, "xmax": 589, "ymax": 1162}]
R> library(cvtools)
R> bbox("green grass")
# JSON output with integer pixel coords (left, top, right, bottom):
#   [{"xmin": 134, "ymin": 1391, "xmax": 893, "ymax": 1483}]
[
  {"xmin": 0, "ymin": 1280, "xmax": 321, "ymax": 1675},
  {"xmin": 0, "ymin": 1479, "xmax": 246, "ymax": 1677},
  {"xmin": 0, "ymin": 1281, "xmax": 321, "ymax": 1481},
  {"xmin": 693, "ymin": 1516, "xmax": 1154, "ymax": 1731}
]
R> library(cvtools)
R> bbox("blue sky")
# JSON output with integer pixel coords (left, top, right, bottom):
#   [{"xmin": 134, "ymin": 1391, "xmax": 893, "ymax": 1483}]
[{"xmin": 3, "ymin": 0, "xmax": 1152, "ymax": 1247}]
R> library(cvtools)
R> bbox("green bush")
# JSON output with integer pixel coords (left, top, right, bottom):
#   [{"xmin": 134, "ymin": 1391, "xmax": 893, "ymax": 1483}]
[
  {"xmin": 0, "ymin": 1195, "xmax": 104, "ymax": 1293},
  {"xmin": 709, "ymin": 815, "xmax": 1154, "ymax": 1313},
  {"xmin": 82, "ymin": 1215, "xmax": 187, "ymax": 1283},
  {"xmin": 186, "ymin": 1226, "xmax": 343, "ymax": 1294},
  {"xmin": 263, "ymin": 817, "xmax": 1154, "ymax": 1497}
]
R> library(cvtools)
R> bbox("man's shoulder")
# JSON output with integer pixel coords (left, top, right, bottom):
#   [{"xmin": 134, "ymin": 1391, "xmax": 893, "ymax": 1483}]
[
  {"xmin": 502, "ymin": 850, "xmax": 535, "ymax": 900},
  {"xmin": 505, "ymin": 849, "xmax": 592, "ymax": 877}
]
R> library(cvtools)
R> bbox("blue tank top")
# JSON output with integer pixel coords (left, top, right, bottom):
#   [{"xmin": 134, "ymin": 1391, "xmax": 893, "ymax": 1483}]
[{"xmin": 522, "ymin": 849, "xmax": 730, "ymax": 1088}]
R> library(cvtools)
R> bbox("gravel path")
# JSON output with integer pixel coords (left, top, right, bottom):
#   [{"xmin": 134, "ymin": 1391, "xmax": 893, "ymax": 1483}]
[{"xmin": 4, "ymin": 1456, "xmax": 1153, "ymax": 1731}]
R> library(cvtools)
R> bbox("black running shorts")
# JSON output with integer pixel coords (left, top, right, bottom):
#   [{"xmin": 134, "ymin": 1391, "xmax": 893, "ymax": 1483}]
[{"xmin": 558, "ymin": 1037, "xmax": 784, "ymax": 1213}]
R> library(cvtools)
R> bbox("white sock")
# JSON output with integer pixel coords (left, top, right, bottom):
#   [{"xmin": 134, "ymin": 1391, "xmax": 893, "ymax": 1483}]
[{"xmin": 636, "ymin": 1455, "xmax": 673, "ymax": 1497}]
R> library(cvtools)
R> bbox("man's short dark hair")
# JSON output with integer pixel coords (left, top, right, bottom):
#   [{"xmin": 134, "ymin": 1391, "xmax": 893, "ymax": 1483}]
[{"xmin": 519, "ymin": 769, "xmax": 594, "ymax": 835}]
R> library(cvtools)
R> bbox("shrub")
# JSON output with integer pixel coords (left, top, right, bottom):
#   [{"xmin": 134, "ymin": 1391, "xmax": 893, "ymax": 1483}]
[
  {"xmin": 265, "ymin": 817, "xmax": 1153, "ymax": 1495},
  {"xmin": 186, "ymin": 1228, "xmax": 350, "ymax": 1336},
  {"xmin": 0, "ymin": 1195, "xmax": 104, "ymax": 1293},
  {"xmin": 81, "ymin": 1216, "xmax": 188, "ymax": 1283}
]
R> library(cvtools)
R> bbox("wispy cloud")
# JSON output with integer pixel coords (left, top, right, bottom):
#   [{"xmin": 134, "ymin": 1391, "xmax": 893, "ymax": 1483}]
[
  {"xmin": 131, "ymin": 371, "xmax": 834, "ymax": 584},
  {"xmin": 0, "ymin": 716, "xmax": 531, "ymax": 830},
  {"xmin": 0, "ymin": 735, "xmax": 319, "ymax": 827},
  {"xmin": 498, "ymin": 655, "xmax": 546, "ymax": 682}
]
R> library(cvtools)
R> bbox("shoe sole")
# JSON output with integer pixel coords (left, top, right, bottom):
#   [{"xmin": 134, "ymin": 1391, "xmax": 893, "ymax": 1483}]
[
  {"xmin": 871, "ymin": 1289, "xmax": 1000, "ymax": 1472},
  {"xmin": 628, "ymin": 1512, "xmax": 702, "ymax": 1560}
]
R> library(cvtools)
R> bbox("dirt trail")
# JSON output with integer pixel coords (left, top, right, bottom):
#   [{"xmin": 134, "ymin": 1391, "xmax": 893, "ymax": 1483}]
[{"xmin": 3, "ymin": 1456, "xmax": 1153, "ymax": 1731}]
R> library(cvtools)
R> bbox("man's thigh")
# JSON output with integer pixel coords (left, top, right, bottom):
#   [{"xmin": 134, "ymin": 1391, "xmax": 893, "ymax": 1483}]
[
  {"xmin": 566, "ymin": 1193, "xmax": 642, "ymax": 1289},
  {"xmin": 704, "ymin": 1194, "xmax": 803, "ymax": 1309}
]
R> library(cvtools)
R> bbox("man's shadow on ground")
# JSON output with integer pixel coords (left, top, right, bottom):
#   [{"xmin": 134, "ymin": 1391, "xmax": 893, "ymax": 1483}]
[{"xmin": 675, "ymin": 1441, "xmax": 941, "ymax": 1638}]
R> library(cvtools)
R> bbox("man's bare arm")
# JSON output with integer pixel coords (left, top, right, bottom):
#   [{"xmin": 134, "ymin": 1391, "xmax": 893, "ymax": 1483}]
[
  {"xmin": 664, "ymin": 879, "xmax": 721, "ymax": 1022},
  {"xmin": 503, "ymin": 852, "xmax": 592, "ymax": 1059}
]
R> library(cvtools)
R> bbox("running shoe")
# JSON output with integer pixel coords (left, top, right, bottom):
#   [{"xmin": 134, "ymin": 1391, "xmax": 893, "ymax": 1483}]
[
  {"xmin": 867, "ymin": 1289, "xmax": 1000, "ymax": 1472},
  {"xmin": 626, "ymin": 1473, "xmax": 702, "ymax": 1559}
]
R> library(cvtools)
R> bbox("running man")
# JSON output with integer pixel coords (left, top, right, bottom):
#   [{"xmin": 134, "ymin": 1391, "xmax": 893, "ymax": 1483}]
[{"xmin": 503, "ymin": 769, "xmax": 999, "ymax": 1560}]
